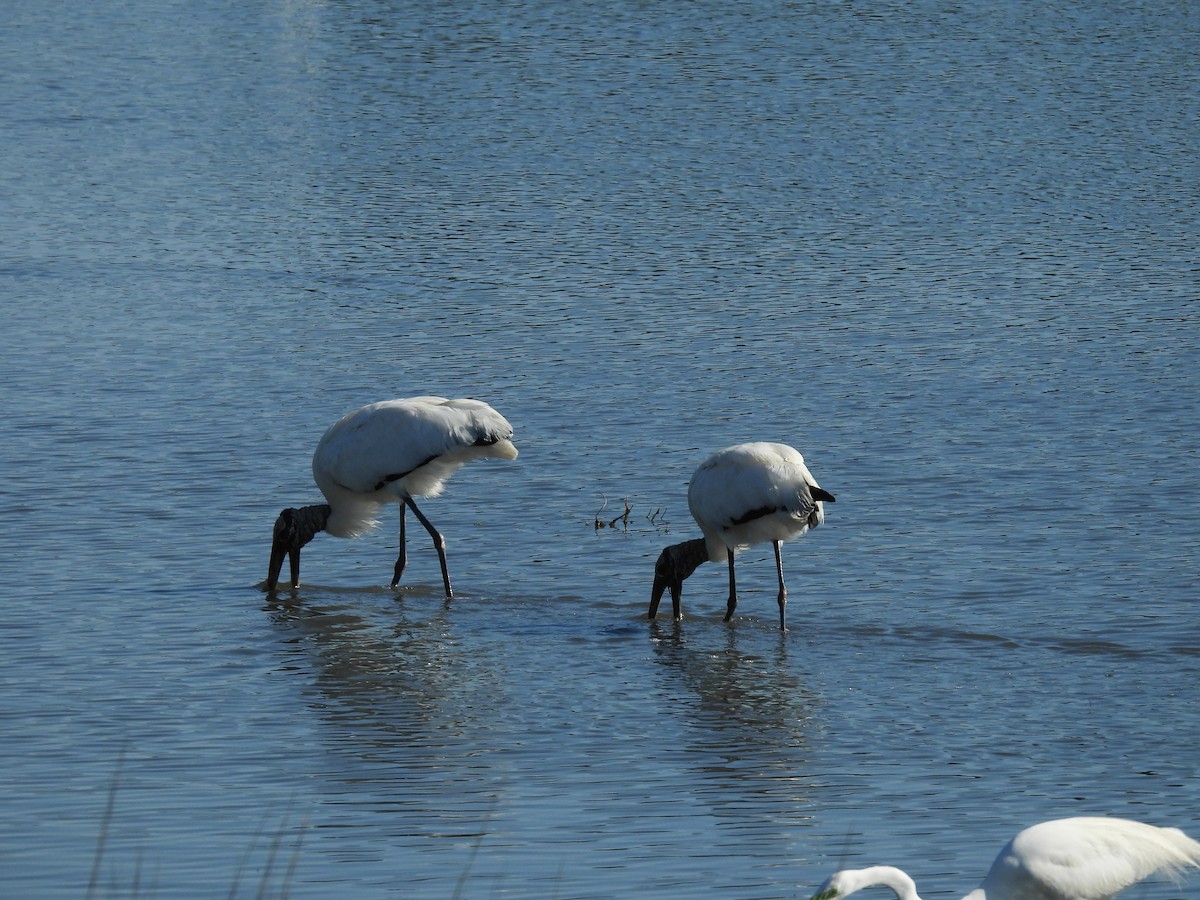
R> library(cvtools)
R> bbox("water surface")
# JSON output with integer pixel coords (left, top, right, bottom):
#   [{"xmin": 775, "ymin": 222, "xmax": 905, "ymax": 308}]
[{"xmin": 2, "ymin": 0, "xmax": 1198, "ymax": 896}]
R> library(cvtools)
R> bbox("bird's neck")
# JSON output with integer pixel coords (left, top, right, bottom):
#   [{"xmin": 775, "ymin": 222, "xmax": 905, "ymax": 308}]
[
  {"xmin": 861, "ymin": 867, "xmax": 922, "ymax": 900},
  {"xmin": 293, "ymin": 504, "xmax": 332, "ymax": 544},
  {"xmin": 663, "ymin": 538, "xmax": 709, "ymax": 583},
  {"xmin": 822, "ymin": 867, "xmax": 923, "ymax": 900}
]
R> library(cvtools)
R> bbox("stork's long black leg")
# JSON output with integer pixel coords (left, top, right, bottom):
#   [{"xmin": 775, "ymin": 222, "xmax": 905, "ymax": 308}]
[
  {"xmin": 723, "ymin": 548, "xmax": 738, "ymax": 622},
  {"xmin": 391, "ymin": 503, "xmax": 408, "ymax": 588},
  {"xmin": 406, "ymin": 498, "xmax": 453, "ymax": 598},
  {"xmin": 774, "ymin": 540, "xmax": 788, "ymax": 632}
]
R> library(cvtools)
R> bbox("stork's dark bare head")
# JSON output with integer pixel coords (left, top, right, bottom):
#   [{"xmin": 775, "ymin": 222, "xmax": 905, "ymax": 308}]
[
  {"xmin": 649, "ymin": 538, "xmax": 709, "ymax": 622},
  {"xmin": 259, "ymin": 504, "xmax": 331, "ymax": 592}
]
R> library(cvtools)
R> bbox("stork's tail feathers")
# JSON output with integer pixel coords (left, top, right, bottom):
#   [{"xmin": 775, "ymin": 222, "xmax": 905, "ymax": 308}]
[{"xmin": 1151, "ymin": 826, "xmax": 1200, "ymax": 881}]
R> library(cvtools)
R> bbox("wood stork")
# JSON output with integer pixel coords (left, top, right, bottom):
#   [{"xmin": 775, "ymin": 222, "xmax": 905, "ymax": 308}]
[
  {"xmin": 811, "ymin": 816, "xmax": 1200, "ymax": 900},
  {"xmin": 258, "ymin": 396, "xmax": 517, "ymax": 595},
  {"xmin": 649, "ymin": 442, "xmax": 834, "ymax": 631}
]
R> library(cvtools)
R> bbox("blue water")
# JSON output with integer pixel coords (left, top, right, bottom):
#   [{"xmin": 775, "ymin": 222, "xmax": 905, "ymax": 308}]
[{"xmin": 2, "ymin": 0, "xmax": 1198, "ymax": 896}]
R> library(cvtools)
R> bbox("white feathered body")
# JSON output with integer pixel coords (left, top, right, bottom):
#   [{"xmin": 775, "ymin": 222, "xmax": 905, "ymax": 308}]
[
  {"xmin": 963, "ymin": 817, "xmax": 1200, "ymax": 900},
  {"xmin": 312, "ymin": 397, "xmax": 518, "ymax": 538},
  {"xmin": 687, "ymin": 442, "xmax": 828, "ymax": 564}
]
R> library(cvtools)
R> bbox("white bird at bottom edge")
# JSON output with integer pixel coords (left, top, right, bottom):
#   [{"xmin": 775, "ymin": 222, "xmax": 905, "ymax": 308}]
[{"xmin": 811, "ymin": 816, "xmax": 1200, "ymax": 900}]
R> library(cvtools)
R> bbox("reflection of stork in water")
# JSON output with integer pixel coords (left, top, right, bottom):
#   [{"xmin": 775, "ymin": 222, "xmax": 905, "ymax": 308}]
[
  {"xmin": 812, "ymin": 816, "xmax": 1200, "ymax": 899},
  {"xmin": 259, "ymin": 397, "xmax": 518, "ymax": 595},
  {"xmin": 650, "ymin": 442, "xmax": 834, "ymax": 630}
]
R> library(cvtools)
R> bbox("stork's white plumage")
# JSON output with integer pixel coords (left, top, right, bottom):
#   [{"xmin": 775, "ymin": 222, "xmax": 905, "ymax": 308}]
[
  {"xmin": 649, "ymin": 442, "xmax": 834, "ymax": 630},
  {"xmin": 811, "ymin": 817, "xmax": 1200, "ymax": 900},
  {"xmin": 259, "ymin": 397, "xmax": 517, "ymax": 594}
]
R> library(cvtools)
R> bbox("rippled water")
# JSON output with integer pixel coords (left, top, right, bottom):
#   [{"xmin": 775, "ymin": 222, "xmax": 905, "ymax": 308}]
[{"xmin": 2, "ymin": 0, "xmax": 1198, "ymax": 896}]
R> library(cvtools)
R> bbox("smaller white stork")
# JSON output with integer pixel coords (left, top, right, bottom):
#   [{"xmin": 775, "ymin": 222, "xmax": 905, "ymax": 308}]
[
  {"xmin": 649, "ymin": 442, "xmax": 835, "ymax": 631},
  {"xmin": 810, "ymin": 816, "xmax": 1200, "ymax": 899},
  {"xmin": 259, "ymin": 396, "xmax": 517, "ymax": 595}
]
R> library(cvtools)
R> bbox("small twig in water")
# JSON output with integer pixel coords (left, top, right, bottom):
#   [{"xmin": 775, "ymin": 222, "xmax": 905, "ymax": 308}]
[
  {"xmin": 646, "ymin": 507, "xmax": 670, "ymax": 531},
  {"xmin": 87, "ymin": 752, "xmax": 124, "ymax": 900},
  {"xmin": 594, "ymin": 495, "xmax": 632, "ymax": 530},
  {"xmin": 593, "ymin": 495, "xmax": 610, "ymax": 530},
  {"xmin": 452, "ymin": 801, "xmax": 499, "ymax": 900},
  {"xmin": 280, "ymin": 818, "xmax": 307, "ymax": 900}
]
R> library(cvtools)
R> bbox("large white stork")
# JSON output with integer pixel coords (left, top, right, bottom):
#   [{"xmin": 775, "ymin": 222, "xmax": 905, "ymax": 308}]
[
  {"xmin": 811, "ymin": 816, "xmax": 1200, "ymax": 900},
  {"xmin": 259, "ymin": 396, "xmax": 517, "ymax": 595},
  {"xmin": 649, "ymin": 442, "xmax": 834, "ymax": 631}
]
